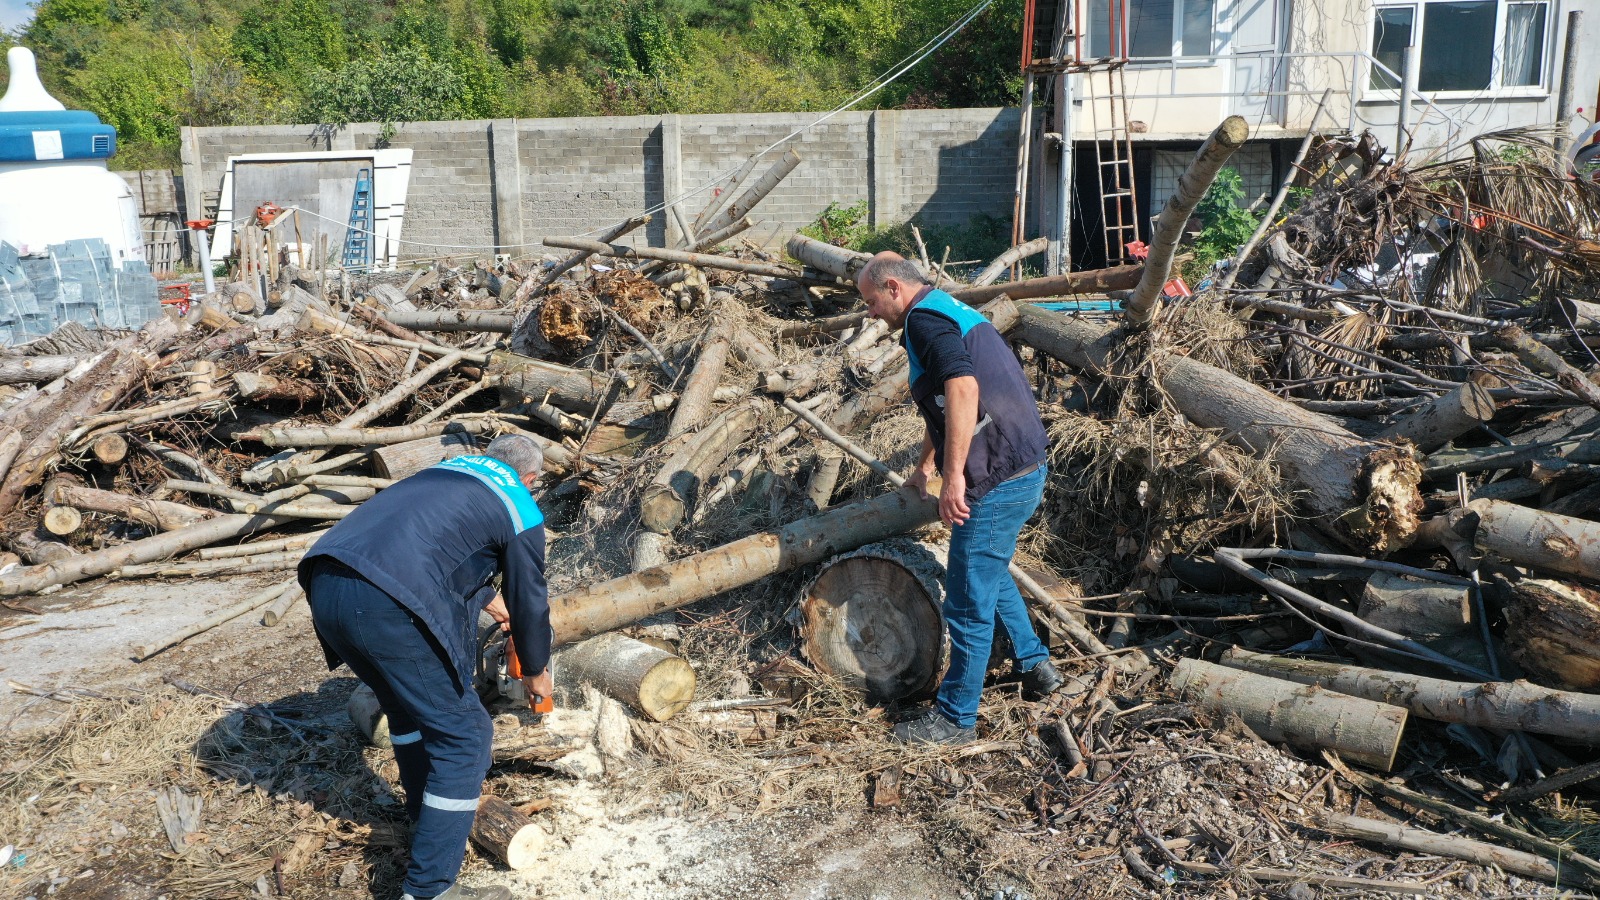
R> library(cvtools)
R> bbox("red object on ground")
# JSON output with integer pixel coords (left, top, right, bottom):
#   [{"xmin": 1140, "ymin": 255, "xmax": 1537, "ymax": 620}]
[{"xmin": 1125, "ymin": 240, "xmax": 1150, "ymax": 260}]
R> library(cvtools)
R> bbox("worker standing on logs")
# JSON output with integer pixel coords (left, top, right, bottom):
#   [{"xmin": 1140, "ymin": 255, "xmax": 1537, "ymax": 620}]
[
  {"xmin": 857, "ymin": 252, "xmax": 1065, "ymax": 745},
  {"xmin": 299, "ymin": 434, "xmax": 551, "ymax": 900}
]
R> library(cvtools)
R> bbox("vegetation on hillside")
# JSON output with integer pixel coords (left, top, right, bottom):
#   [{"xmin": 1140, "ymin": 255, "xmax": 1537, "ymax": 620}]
[{"xmin": 1, "ymin": 0, "xmax": 1024, "ymax": 169}]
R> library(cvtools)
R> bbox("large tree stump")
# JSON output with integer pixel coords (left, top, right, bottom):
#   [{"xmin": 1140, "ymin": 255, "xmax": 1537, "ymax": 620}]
[
  {"xmin": 555, "ymin": 632, "xmax": 696, "ymax": 722},
  {"xmin": 1171, "ymin": 658, "xmax": 1407, "ymax": 771},
  {"xmin": 798, "ymin": 540, "xmax": 947, "ymax": 703},
  {"xmin": 470, "ymin": 796, "xmax": 545, "ymax": 871}
]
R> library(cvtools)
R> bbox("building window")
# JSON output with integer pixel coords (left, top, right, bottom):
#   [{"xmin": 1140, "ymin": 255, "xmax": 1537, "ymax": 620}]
[
  {"xmin": 1089, "ymin": 0, "xmax": 1216, "ymax": 58},
  {"xmin": 1369, "ymin": 0, "xmax": 1550, "ymax": 92}
]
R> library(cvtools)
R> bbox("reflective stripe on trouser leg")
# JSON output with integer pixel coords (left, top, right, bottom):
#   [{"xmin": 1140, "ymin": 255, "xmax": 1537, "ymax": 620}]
[{"xmin": 422, "ymin": 792, "xmax": 481, "ymax": 812}]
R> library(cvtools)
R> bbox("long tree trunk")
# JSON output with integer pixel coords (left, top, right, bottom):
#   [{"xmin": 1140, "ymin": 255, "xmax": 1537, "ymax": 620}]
[
  {"xmin": 490, "ymin": 351, "xmax": 629, "ymax": 414},
  {"xmin": 699, "ymin": 149, "xmax": 802, "ymax": 237},
  {"xmin": 48, "ymin": 482, "xmax": 212, "ymax": 531},
  {"xmin": 551, "ymin": 485, "xmax": 939, "ymax": 645},
  {"xmin": 555, "ymin": 632, "xmax": 696, "ymax": 722},
  {"xmin": 1375, "ymin": 382, "xmax": 1496, "ymax": 453},
  {"xmin": 1124, "ymin": 116, "xmax": 1249, "ymax": 324},
  {"xmin": 1170, "ymin": 658, "xmax": 1407, "ymax": 771},
  {"xmin": 1469, "ymin": 498, "xmax": 1600, "ymax": 580},
  {"xmin": 385, "ymin": 310, "xmax": 516, "ymax": 333},
  {"xmin": 785, "ymin": 234, "xmax": 872, "ymax": 280},
  {"xmin": 1218, "ymin": 647, "xmax": 1600, "ymax": 743},
  {"xmin": 665, "ymin": 320, "xmax": 732, "ymax": 439},
  {"xmin": 949, "ymin": 263, "xmax": 1145, "ymax": 305},
  {"xmin": 0, "ymin": 512, "xmax": 295, "ymax": 597},
  {"xmin": 1016, "ymin": 307, "xmax": 1422, "ymax": 552},
  {"xmin": 252, "ymin": 418, "xmax": 493, "ymax": 449},
  {"xmin": 640, "ymin": 400, "xmax": 763, "ymax": 534},
  {"xmin": 970, "ymin": 238, "xmax": 1050, "ymax": 287},
  {"xmin": 1317, "ymin": 812, "xmax": 1593, "ymax": 888},
  {"xmin": 0, "ymin": 355, "xmax": 77, "ymax": 385}
]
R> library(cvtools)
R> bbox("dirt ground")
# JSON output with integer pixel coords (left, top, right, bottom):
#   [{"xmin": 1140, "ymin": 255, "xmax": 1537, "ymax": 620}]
[{"xmin": 1, "ymin": 574, "xmax": 1593, "ymax": 900}]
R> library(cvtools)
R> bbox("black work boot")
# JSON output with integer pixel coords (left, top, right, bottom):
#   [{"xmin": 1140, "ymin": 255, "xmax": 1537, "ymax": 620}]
[
  {"xmin": 409, "ymin": 884, "xmax": 513, "ymax": 900},
  {"xmin": 892, "ymin": 710, "xmax": 977, "ymax": 746},
  {"xmin": 1019, "ymin": 658, "xmax": 1066, "ymax": 701}
]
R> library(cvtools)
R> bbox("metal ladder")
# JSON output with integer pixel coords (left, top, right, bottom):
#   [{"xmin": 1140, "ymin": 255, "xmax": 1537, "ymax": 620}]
[
  {"xmin": 1085, "ymin": 62, "xmax": 1140, "ymax": 265},
  {"xmin": 341, "ymin": 168, "xmax": 374, "ymax": 272}
]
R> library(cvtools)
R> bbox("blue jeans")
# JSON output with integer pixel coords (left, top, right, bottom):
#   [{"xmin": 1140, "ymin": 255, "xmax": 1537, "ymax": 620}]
[
  {"xmin": 307, "ymin": 562, "xmax": 492, "ymax": 900},
  {"xmin": 936, "ymin": 465, "xmax": 1050, "ymax": 729}
]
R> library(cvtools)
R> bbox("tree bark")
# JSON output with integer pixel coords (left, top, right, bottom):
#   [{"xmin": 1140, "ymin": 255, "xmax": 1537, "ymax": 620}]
[
  {"xmin": 666, "ymin": 321, "xmax": 732, "ymax": 439},
  {"xmin": 1375, "ymin": 382, "xmax": 1496, "ymax": 453},
  {"xmin": 1219, "ymin": 647, "xmax": 1600, "ymax": 743},
  {"xmin": 48, "ymin": 482, "xmax": 212, "ymax": 531},
  {"xmin": 491, "ymin": 351, "xmax": 629, "ymax": 414},
  {"xmin": 1170, "ymin": 658, "xmax": 1407, "ymax": 771},
  {"xmin": 971, "ymin": 237, "xmax": 1050, "ymax": 287},
  {"xmin": 369, "ymin": 430, "xmax": 485, "ymax": 480},
  {"xmin": 641, "ymin": 401, "xmax": 763, "ymax": 533},
  {"xmin": 1500, "ymin": 577, "xmax": 1600, "ymax": 691},
  {"xmin": 949, "ymin": 263, "xmax": 1145, "ymax": 305},
  {"xmin": 1016, "ymin": 308, "xmax": 1422, "ymax": 552},
  {"xmin": 252, "ymin": 418, "xmax": 493, "ymax": 449},
  {"xmin": 550, "ymin": 485, "xmax": 939, "ymax": 645},
  {"xmin": 1469, "ymin": 498, "xmax": 1600, "ymax": 580},
  {"xmin": 555, "ymin": 632, "xmax": 696, "ymax": 722},
  {"xmin": 384, "ymin": 310, "xmax": 516, "ymax": 333},
  {"xmin": 785, "ymin": 234, "xmax": 872, "ymax": 280},
  {"xmin": 0, "ymin": 512, "xmax": 294, "ymax": 597},
  {"xmin": 1317, "ymin": 812, "xmax": 1592, "ymax": 888},
  {"xmin": 0, "ymin": 355, "xmax": 77, "ymax": 385},
  {"xmin": 470, "ymin": 796, "xmax": 545, "ymax": 871},
  {"xmin": 1125, "ymin": 116, "xmax": 1249, "ymax": 324}
]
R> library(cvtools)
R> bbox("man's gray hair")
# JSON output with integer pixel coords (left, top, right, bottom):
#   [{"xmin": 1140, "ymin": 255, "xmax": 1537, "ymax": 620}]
[
  {"xmin": 485, "ymin": 433, "xmax": 544, "ymax": 478},
  {"xmin": 858, "ymin": 256, "xmax": 928, "ymax": 291}
]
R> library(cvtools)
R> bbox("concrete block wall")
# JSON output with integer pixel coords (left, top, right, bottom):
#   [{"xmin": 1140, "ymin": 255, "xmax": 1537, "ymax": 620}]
[{"xmin": 181, "ymin": 107, "xmax": 1019, "ymax": 263}]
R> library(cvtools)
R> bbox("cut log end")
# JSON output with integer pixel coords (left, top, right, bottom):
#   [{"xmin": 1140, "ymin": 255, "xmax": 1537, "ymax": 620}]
[
  {"xmin": 799, "ymin": 541, "xmax": 947, "ymax": 703},
  {"xmin": 43, "ymin": 505, "xmax": 83, "ymax": 537},
  {"xmin": 91, "ymin": 433, "xmax": 129, "ymax": 465},
  {"xmin": 556, "ymin": 632, "xmax": 697, "ymax": 721},
  {"xmin": 471, "ymin": 796, "xmax": 545, "ymax": 871}
]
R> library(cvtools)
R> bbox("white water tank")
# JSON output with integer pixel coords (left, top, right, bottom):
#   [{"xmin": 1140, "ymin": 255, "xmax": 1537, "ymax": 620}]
[{"xmin": 0, "ymin": 47, "xmax": 143, "ymax": 264}]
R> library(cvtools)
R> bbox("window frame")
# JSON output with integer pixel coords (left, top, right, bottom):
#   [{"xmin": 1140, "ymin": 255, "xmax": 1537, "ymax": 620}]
[
  {"xmin": 1087, "ymin": 0, "xmax": 1220, "ymax": 64},
  {"xmin": 1364, "ymin": 0, "xmax": 1554, "ymax": 100}
]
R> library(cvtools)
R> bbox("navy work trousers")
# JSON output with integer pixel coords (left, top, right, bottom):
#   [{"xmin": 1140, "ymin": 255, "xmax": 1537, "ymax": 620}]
[
  {"xmin": 307, "ymin": 561, "xmax": 492, "ymax": 900},
  {"xmin": 935, "ymin": 465, "xmax": 1050, "ymax": 729}
]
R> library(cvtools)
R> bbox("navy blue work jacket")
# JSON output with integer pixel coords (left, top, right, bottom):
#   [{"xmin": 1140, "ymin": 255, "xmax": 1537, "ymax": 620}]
[
  {"xmin": 901, "ymin": 288, "xmax": 1048, "ymax": 503},
  {"xmin": 299, "ymin": 454, "xmax": 550, "ymax": 693}
]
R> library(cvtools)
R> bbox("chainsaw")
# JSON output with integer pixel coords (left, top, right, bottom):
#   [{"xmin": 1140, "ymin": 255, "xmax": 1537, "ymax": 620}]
[{"xmin": 475, "ymin": 611, "xmax": 553, "ymax": 714}]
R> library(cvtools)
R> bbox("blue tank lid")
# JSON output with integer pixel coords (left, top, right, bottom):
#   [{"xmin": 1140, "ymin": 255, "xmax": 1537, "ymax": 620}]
[{"xmin": 0, "ymin": 48, "xmax": 117, "ymax": 163}]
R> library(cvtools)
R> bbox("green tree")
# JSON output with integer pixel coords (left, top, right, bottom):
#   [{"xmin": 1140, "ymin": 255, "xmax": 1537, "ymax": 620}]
[
  {"xmin": 69, "ymin": 23, "xmax": 187, "ymax": 162},
  {"xmin": 233, "ymin": 0, "xmax": 346, "ymax": 77},
  {"xmin": 300, "ymin": 45, "xmax": 487, "ymax": 137}
]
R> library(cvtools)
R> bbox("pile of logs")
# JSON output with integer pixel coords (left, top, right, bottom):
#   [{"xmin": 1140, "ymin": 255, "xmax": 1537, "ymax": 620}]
[{"xmin": 1, "ymin": 122, "xmax": 1599, "ymax": 887}]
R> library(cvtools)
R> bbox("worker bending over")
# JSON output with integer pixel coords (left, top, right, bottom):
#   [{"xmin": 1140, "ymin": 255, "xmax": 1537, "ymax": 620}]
[
  {"xmin": 857, "ymin": 252, "xmax": 1066, "ymax": 745},
  {"xmin": 300, "ymin": 434, "xmax": 550, "ymax": 900}
]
